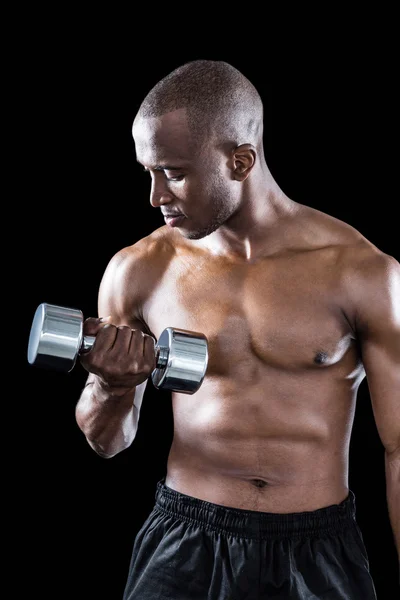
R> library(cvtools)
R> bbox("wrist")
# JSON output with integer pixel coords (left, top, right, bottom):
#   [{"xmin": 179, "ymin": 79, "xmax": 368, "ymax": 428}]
[{"xmin": 93, "ymin": 376, "xmax": 135, "ymax": 399}]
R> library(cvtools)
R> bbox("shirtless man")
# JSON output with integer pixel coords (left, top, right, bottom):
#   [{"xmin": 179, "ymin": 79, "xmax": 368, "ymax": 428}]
[{"xmin": 75, "ymin": 60, "xmax": 399, "ymax": 599}]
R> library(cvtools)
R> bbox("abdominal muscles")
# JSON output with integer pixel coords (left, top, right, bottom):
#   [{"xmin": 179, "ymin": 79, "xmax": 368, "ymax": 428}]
[{"xmin": 166, "ymin": 374, "xmax": 356, "ymax": 511}]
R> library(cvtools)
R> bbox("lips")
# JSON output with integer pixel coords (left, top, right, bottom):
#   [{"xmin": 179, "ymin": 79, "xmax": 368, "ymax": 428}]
[{"xmin": 164, "ymin": 214, "xmax": 185, "ymax": 227}]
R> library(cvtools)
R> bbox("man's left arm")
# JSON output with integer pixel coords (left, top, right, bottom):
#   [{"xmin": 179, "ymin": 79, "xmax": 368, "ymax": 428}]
[{"xmin": 351, "ymin": 250, "xmax": 400, "ymax": 561}]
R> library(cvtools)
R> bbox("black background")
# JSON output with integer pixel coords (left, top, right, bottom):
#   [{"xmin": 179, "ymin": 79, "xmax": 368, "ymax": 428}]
[{"xmin": 12, "ymin": 14, "xmax": 399, "ymax": 600}]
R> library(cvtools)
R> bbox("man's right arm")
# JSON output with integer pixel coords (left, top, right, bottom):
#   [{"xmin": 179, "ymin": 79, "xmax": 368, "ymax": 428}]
[
  {"xmin": 75, "ymin": 373, "xmax": 148, "ymax": 458},
  {"xmin": 74, "ymin": 245, "xmax": 157, "ymax": 458}
]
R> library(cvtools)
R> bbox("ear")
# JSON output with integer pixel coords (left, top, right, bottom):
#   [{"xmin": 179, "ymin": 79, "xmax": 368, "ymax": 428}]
[{"xmin": 232, "ymin": 144, "xmax": 256, "ymax": 181}]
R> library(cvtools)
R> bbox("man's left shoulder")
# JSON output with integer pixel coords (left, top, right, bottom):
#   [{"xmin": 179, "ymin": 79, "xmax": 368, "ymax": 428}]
[
  {"xmin": 310, "ymin": 206, "xmax": 398, "ymax": 278},
  {"xmin": 338, "ymin": 236, "xmax": 399, "ymax": 328},
  {"xmin": 341, "ymin": 238, "xmax": 399, "ymax": 284}
]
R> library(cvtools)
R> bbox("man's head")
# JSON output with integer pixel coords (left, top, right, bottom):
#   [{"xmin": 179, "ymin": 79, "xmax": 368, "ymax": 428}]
[{"xmin": 132, "ymin": 60, "xmax": 265, "ymax": 240}]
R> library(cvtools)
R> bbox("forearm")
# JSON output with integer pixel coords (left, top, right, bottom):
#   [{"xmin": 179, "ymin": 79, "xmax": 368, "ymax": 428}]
[
  {"xmin": 75, "ymin": 377, "xmax": 139, "ymax": 458},
  {"xmin": 385, "ymin": 448, "xmax": 400, "ymax": 562}
]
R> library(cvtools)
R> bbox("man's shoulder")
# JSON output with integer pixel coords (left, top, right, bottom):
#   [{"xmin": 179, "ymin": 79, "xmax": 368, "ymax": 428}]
[
  {"xmin": 293, "ymin": 204, "xmax": 399, "ymax": 294},
  {"xmin": 108, "ymin": 225, "xmax": 177, "ymax": 274},
  {"xmin": 307, "ymin": 206, "xmax": 399, "ymax": 306},
  {"xmin": 298, "ymin": 205, "xmax": 399, "ymax": 329},
  {"xmin": 98, "ymin": 226, "xmax": 179, "ymax": 327},
  {"xmin": 298, "ymin": 203, "xmax": 389, "ymax": 262}
]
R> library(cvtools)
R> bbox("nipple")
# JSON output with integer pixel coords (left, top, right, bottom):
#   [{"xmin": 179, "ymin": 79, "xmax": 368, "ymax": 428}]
[{"xmin": 314, "ymin": 351, "xmax": 328, "ymax": 365}]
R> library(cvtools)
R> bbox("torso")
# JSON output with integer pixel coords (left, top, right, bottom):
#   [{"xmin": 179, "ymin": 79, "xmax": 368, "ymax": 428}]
[{"xmin": 134, "ymin": 204, "xmax": 371, "ymax": 512}]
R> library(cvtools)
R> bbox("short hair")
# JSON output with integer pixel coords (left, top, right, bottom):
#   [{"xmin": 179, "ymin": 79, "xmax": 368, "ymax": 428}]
[{"xmin": 136, "ymin": 60, "xmax": 264, "ymax": 150}]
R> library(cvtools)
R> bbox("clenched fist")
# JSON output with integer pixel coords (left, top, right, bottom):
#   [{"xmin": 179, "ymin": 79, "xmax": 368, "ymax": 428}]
[{"xmin": 79, "ymin": 317, "xmax": 157, "ymax": 391}]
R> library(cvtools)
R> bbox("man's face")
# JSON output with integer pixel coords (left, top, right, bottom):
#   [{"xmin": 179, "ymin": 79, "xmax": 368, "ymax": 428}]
[{"xmin": 132, "ymin": 108, "xmax": 239, "ymax": 240}]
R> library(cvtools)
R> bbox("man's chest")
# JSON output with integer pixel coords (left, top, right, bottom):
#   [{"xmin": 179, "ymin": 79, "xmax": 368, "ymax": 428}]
[{"xmin": 142, "ymin": 252, "xmax": 357, "ymax": 372}]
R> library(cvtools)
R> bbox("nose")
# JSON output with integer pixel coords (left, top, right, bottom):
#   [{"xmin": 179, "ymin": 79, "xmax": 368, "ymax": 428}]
[{"xmin": 149, "ymin": 177, "xmax": 173, "ymax": 208}]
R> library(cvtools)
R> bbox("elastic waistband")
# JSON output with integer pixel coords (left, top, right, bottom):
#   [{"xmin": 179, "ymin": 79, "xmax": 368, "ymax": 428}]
[{"xmin": 154, "ymin": 478, "xmax": 357, "ymax": 540}]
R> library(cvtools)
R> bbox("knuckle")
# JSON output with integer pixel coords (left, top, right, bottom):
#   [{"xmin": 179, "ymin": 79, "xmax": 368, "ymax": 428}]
[
  {"xmin": 117, "ymin": 325, "xmax": 131, "ymax": 332},
  {"xmin": 130, "ymin": 361, "xmax": 140, "ymax": 373},
  {"xmin": 131, "ymin": 329, "xmax": 144, "ymax": 339},
  {"xmin": 144, "ymin": 361, "xmax": 155, "ymax": 373}
]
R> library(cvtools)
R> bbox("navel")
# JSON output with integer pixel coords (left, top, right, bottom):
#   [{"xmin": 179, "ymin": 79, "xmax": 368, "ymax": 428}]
[{"xmin": 250, "ymin": 479, "xmax": 269, "ymax": 489}]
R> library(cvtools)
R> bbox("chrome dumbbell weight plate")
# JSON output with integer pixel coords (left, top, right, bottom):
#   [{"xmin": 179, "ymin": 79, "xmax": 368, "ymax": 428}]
[
  {"xmin": 152, "ymin": 327, "xmax": 208, "ymax": 394},
  {"xmin": 27, "ymin": 303, "xmax": 208, "ymax": 395},
  {"xmin": 27, "ymin": 303, "xmax": 94, "ymax": 372}
]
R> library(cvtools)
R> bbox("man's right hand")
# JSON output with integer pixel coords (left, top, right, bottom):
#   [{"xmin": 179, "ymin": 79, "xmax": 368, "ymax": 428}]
[{"xmin": 79, "ymin": 317, "xmax": 157, "ymax": 393}]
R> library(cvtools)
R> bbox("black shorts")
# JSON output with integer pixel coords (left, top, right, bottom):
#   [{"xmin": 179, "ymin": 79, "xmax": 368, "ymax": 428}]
[{"xmin": 122, "ymin": 477, "xmax": 377, "ymax": 599}]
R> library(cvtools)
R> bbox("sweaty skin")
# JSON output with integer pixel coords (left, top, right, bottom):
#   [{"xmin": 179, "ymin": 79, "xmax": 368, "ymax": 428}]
[
  {"xmin": 115, "ymin": 216, "xmax": 367, "ymax": 513},
  {"xmin": 76, "ymin": 108, "xmax": 400, "ymax": 518}
]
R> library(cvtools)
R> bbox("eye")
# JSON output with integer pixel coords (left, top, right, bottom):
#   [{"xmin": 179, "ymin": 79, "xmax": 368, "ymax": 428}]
[
  {"xmin": 164, "ymin": 171, "xmax": 184, "ymax": 182},
  {"xmin": 141, "ymin": 167, "xmax": 184, "ymax": 182}
]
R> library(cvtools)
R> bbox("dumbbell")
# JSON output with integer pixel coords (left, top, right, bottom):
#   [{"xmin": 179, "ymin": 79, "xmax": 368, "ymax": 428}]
[{"xmin": 27, "ymin": 302, "xmax": 209, "ymax": 394}]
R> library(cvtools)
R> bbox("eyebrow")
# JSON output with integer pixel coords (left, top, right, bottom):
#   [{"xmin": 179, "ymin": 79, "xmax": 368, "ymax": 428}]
[{"xmin": 137, "ymin": 159, "xmax": 182, "ymax": 171}]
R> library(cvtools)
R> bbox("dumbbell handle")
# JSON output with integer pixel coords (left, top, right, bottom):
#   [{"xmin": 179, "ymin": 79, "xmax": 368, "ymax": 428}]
[
  {"xmin": 81, "ymin": 335, "xmax": 96, "ymax": 353},
  {"xmin": 80, "ymin": 334, "xmax": 169, "ymax": 369}
]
